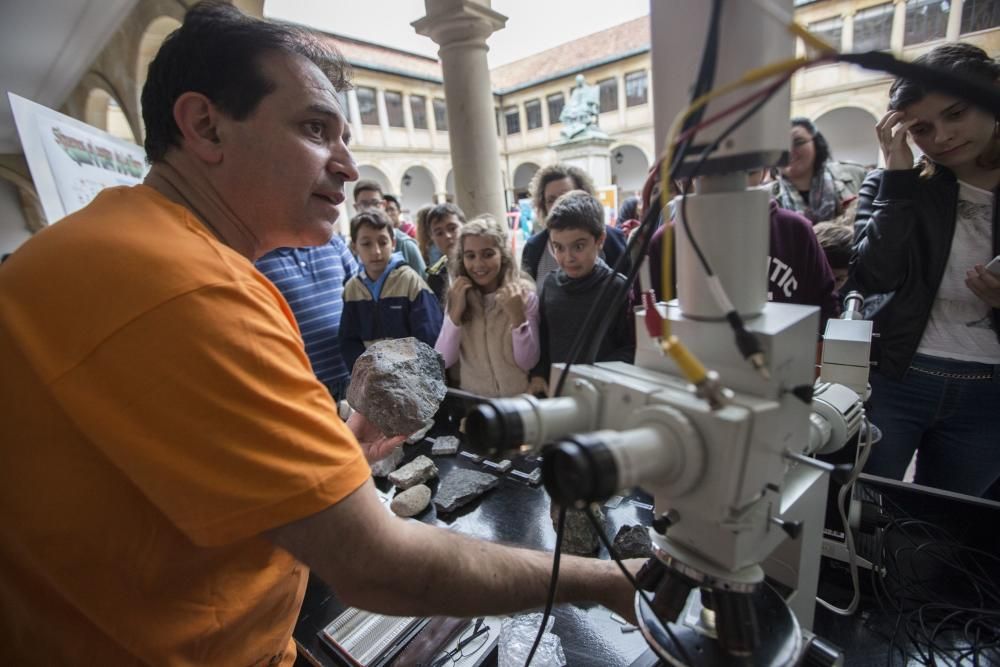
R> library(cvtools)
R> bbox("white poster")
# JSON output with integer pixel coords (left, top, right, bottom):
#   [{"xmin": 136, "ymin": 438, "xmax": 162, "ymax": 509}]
[{"xmin": 8, "ymin": 93, "xmax": 147, "ymax": 225}]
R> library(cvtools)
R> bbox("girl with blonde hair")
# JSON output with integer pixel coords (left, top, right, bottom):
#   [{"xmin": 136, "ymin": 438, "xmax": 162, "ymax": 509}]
[{"xmin": 434, "ymin": 215, "xmax": 539, "ymax": 397}]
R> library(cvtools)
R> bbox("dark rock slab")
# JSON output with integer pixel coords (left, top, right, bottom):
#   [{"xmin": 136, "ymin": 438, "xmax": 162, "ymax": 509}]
[
  {"xmin": 390, "ymin": 484, "xmax": 432, "ymax": 517},
  {"xmin": 346, "ymin": 338, "xmax": 446, "ymax": 436},
  {"xmin": 612, "ymin": 524, "xmax": 653, "ymax": 559},
  {"xmin": 434, "ymin": 469, "xmax": 500, "ymax": 514},
  {"xmin": 552, "ymin": 505, "xmax": 605, "ymax": 556},
  {"xmin": 388, "ymin": 455, "xmax": 438, "ymax": 490},
  {"xmin": 430, "ymin": 435, "xmax": 461, "ymax": 456}
]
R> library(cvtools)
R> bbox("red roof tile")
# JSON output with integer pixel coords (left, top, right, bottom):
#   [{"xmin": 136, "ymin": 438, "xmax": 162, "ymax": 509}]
[{"xmin": 489, "ymin": 16, "xmax": 650, "ymax": 91}]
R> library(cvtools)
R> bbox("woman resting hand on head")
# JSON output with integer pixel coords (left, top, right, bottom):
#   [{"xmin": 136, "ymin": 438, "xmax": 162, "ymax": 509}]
[
  {"xmin": 434, "ymin": 216, "xmax": 540, "ymax": 398},
  {"xmin": 853, "ymin": 42, "xmax": 1000, "ymax": 497}
]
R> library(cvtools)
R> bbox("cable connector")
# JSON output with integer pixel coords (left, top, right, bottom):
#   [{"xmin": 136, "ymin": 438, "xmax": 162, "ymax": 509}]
[
  {"xmin": 725, "ymin": 311, "xmax": 770, "ymax": 379},
  {"xmin": 642, "ymin": 290, "xmax": 663, "ymax": 339},
  {"xmin": 662, "ymin": 335, "xmax": 731, "ymax": 410}
]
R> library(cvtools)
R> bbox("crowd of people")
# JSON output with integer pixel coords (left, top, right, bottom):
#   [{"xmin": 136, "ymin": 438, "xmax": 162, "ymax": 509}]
[
  {"xmin": 1, "ymin": 2, "xmax": 998, "ymax": 662},
  {"xmin": 246, "ymin": 41, "xmax": 1000, "ymax": 501}
]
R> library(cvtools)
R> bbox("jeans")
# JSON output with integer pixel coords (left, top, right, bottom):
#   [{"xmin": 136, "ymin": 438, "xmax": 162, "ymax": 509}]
[{"xmin": 864, "ymin": 354, "xmax": 1000, "ymax": 498}]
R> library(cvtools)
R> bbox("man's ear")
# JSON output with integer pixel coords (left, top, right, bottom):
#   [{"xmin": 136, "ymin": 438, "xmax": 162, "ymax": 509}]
[{"xmin": 172, "ymin": 92, "xmax": 224, "ymax": 164}]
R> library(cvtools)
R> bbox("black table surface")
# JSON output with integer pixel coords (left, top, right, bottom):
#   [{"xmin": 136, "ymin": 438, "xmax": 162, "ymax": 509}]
[{"xmin": 291, "ymin": 431, "xmax": 976, "ymax": 667}]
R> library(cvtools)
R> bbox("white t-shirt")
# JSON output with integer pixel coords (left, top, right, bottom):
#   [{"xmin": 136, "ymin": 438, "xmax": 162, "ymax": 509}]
[{"xmin": 917, "ymin": 180, "xmax": 1000, "ymax": 363}]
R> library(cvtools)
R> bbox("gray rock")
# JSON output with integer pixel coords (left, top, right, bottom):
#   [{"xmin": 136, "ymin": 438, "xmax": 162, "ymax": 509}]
[
  {"xmin": 434, "ymin": 469, "xmax": 500, "ymax": 514},
  {"xmin": 431, "ymin": 435, "xmax": 461, "ymax": 456},
  {"xmin": 346, "ymin": 338, "xmax": 446, "ymax": 436},
  {"xmin": 369, "ymin": 446, "xmax": 404, "ymax": 478},
  {"xmin": 388, "ymin": 455, "xmax": 438, "ymax": 490},
  {"xmin": 553, "ymin": 504, "xmax": 604, "ymax": 556},
  {"xmin": 613, "ymin": 524, "xmax": 653, "ymax": 559},
  {"xmin": 390, "ymin": 484, "xmax": 432, "ymax": 517},
  {"xmin": 406, "ymin": 420, "xmax": 435, "ymax": 444}
]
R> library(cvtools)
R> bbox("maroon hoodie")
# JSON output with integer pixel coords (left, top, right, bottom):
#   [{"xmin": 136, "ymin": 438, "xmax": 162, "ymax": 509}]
[{"xmin": 647, "ymin": 199, "xmax": 840, "ymax": 331}]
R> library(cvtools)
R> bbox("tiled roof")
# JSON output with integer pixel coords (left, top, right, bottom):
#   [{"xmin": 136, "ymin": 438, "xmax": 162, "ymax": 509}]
[
  {"xmin": 310, "ymin": 17, "xmax": 651, "ymax": 90},
  {"xmin": 315, "ymin": 31, "xmax": 444, "ymax": 83},
  {"xmin": 489, "ymin": 16, "xmax": 650, "ymax": 92}
]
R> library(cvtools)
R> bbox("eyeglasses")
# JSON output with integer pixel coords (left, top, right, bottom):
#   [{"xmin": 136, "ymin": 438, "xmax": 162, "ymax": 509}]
[
  {"xmin": 431, "ymin": 618, "xmax": 490, "ymax": 666},
  {"xmin": 356, "ymin": 199, "xmax": 384, "ymax": 210},
  {"xmin": 791, "ymin": 137, "xmax": 813, "ymax": 149}
]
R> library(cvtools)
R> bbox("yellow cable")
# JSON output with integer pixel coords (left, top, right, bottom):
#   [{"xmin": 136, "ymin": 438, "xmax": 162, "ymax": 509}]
[{"xmin": 661, "ymin": 335, "xmax": 707, "ymax": 385}]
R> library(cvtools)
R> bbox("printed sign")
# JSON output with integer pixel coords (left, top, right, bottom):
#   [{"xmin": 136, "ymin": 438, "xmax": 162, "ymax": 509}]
[{"xmin": 8, "ymin": 93, "xmax": 147, "ymax": 225}]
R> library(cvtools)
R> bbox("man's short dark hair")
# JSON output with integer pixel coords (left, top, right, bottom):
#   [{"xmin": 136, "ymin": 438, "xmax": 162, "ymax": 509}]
[
  {"xmin": 546, "ymin": 190, "xmax": 605, "ymax": 239},
  {"xmin": 353, "ymin": 179, "xmax": 384, "ymax": 201},
  {"xmin": 349, "ymin": 209, "xmax": 393, "ymax": 242},
  {"xmin": 812, "ymin": 222, "xmax": 853, "ymax": 269},
  {"xmin": 530, "ymin": 164, "xmax": 595, "ymax": 218},
  {"xmin": 382, "ymin": 193, "xmax": 400, "ymax": 209},
  {"xmin": 141, "ymin": 1, "xmax": 350, "ymax": 163}
]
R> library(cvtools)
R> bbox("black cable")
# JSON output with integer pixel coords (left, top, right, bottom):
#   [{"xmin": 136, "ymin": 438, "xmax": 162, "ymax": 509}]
[
  {"xmin": 837, "ymin": 51, "xmax": 1000, "ymax": 116},
  {"xmin": 582, "ymin": 505, "xmax": 695, "ymax": 667},
  {"xmin": 524, "ymin": 504, "xmax": 566, "ymax": 667}
]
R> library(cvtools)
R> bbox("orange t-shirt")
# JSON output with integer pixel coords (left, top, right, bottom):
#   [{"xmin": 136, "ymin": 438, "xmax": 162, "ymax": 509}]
[{"xmin": 0, "ymin": 186, "xmax": 371, "ymax": 665}]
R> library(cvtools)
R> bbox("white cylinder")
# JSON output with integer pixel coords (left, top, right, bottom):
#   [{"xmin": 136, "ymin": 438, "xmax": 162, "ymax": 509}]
[{"xmin": 676, "ymin": 186, "xmax": 770, "ymax": 319}]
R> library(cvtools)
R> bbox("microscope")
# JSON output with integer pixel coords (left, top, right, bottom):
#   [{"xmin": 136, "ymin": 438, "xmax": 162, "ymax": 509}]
[{"xmin": 465, "ymin": 2, "xmax": 873, "ymax": 664}]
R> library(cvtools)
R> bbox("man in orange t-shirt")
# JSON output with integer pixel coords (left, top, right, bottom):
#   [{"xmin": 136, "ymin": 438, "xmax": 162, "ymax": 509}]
[{"xmin": 0, "ymin": 4, "xmax": 635, "ymax": 665}]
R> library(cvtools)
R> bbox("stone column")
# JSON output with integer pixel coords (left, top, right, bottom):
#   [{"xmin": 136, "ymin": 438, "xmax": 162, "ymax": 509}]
[
  {"xmin": 946, "ymin": 0, "xmax": 965, "ymax": 40},
  {"xmin": 891, "ymin": 0, "xmax": 907, "ymax": 54},
  {"xmin": 414, "ymin": 0, "xmax": 508, "ymax": 222}
]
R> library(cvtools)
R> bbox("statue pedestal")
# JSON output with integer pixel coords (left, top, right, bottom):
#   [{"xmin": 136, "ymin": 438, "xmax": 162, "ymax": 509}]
[{"xmin": 550, "ymin": 135, "xmax": 614, "ymax": 187}]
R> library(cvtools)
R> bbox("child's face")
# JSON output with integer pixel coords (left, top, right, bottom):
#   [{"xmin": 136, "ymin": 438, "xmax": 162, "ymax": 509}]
[
  {"xmin": 549, "ymin": 227, "xmax": 605, "ymax": 279},
  {"xmin": 353, "ymin": 224, "xmax": 395, "ymax": 280},
  {"xmin": 462, "ymin": 235, "xmax": 502, "ymax": 293},
  {"xmin": 430, "ymin": 215, "xmax": 462, "ymax": 255}
]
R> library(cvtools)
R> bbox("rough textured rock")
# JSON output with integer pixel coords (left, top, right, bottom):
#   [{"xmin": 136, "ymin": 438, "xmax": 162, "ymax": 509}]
[
  {"xmin": 390, "ymin": 484, "xmax": 432, "ymax": 517},
  {"xmin": 613, "ymin": 524, "xmax": 654, "ymax": 559},
  {"xmin": 346, "ymin": 338, "xmax": 446, "ymax": 436},
  {"xmin": 388, "ymin": 455, "xmax": 438, "ymax": 490},
  {"xmin": 406, "ymin": 420, "xmax": 435, "ymax": 444},
  {"xmin": 369, "ymin": 446, "xmax": 404, "ymax": 478},
  {"xmin": 553, "ymin": 505, "xmax": 604, "ymax": 556},
  {"xmin": 430, "ymin": 435, "xmax": 461, "ymax": 456},
  {"xmin": 434, "ymin": 469, "xmax": 500, "ymax": 514}
]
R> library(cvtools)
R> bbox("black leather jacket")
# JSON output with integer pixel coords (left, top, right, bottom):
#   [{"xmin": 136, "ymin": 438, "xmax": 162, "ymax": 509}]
[{"xmin": 851, "ymin": 167, "xmax": 1000, "ymax": 379}]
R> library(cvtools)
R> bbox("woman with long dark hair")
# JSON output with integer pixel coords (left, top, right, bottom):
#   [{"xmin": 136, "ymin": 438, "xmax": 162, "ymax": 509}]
[
  {"xmin": 853, "ymin": 42, "xmax": 1000, "ymax": 497},
  {"xmin": 776, "ymin": 117, "xmax": 866, "ymax": 222}
]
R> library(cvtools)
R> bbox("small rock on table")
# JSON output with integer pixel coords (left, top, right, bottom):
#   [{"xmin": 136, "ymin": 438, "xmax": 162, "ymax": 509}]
[
  {"xmin": 612, "ymin": 524, "xmax": 653, "ymax": 559},
  {"xmin": 391, "ymin": 484, "xmax": 432, "ymax": 517},
  {"xmin": 431, "ymin": 435, "xmax": 461, "ymax": 456},
  {"xmin": 388, "ymin": 455, "xmax": 438, "ymax": 490}
]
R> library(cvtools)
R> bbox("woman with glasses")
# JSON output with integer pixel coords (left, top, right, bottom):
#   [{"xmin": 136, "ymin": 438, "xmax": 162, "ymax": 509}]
[{"xmin": 775, "ymin": 117, "xmax": 867, "ymax": 223}]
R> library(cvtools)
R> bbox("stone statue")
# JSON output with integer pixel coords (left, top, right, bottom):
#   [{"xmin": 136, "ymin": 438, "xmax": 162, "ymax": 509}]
[{"xmin": 559, "ymin": 74, "xmax": 606, "ymax": 141}]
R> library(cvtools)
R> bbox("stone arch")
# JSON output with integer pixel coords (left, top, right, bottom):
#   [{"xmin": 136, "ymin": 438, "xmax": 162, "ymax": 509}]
[
  {"xmin": 610, "ymin": 143, "xmax": 649, "ymax": 200},
  {"xmin": 135, "ymin": 15, "xmax": 182, "ymax": 130},
  {"xmin": 399, "ymin": 165, "xmax": 436, "ymax": 218},
  {"xmin": 84, "ymin": 88, "xmax": 138, "ymax": 144},
  {"xmin": 512, "ymin": 162, "xmax": 539, "ymax": 200},
  {"xmin": 814, "ymin": 106, "xmax": 881, "ymax": 168}
]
